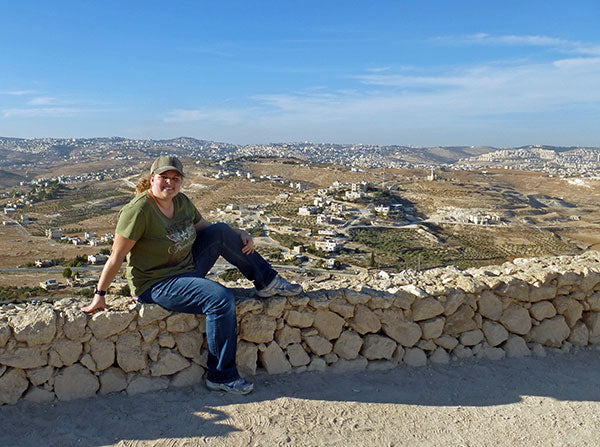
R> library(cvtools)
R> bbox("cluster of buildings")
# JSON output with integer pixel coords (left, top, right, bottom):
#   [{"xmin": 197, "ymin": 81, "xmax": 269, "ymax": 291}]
[{"xmin": 46, "ymin": 229, "xmax": 113, "ymax": 247}]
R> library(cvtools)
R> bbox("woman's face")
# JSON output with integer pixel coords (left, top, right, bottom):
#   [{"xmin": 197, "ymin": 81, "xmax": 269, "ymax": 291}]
[{"xmin": 150, "ymin": 169, "xmax": 183, "ymax": 200}]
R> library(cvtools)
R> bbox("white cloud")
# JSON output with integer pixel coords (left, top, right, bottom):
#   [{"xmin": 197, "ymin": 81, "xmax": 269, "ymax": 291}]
[
  {"xmin": 0, "ymin": 90, "xmax": 35, "ymax": 96},
  {"xmin": 27, "ymin": 97, "xmax": 56, "ymax": 105},
  {"xmin": 2, "ymin": 107, "xmax": 80, "ymax": 118}
]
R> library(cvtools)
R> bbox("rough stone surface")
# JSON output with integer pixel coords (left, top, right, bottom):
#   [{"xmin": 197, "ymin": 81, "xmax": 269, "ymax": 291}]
[
  {"xmin": 500, "ymin": 305, "xmax": 532, "ymax": 335},
  {"xmin": 99, "ymin": 367, "xmax": 127, "ymax": 395},
  {"xmin": 527, "ymin": 316, "xmax": 570, "ymax": 347},
  {"xmin": 63, "ymin": 308, "xmax": 87, "ymax": 340},
  {"xmin": 0, "ymin": 368, "xmax": 29, "ymax": 405},
  {"xmin": 530, "ymin": 301, "xmax": 557, "ymax": 321},
  {"xmin": 383, "ymin": 319, "xmax": 421, "ymax": 347},
  {"xmin": 54, "ymin": 365, "xmax": 99, "ymax": 401},
  {"xmin": 429, "ymin": 347, "xmax": 450, "ymax": 364},
  {"xmin": 348, "ymin": 305, "xmax": 381, "ymax": 334},
  {"xmin": 331, "ymin": 357, "xmax": 369, "ymax": 372},
  {"xmin": 286, "ymin": 343, "xmax": 311, "ymax": 367},
  {"xmin": 53, "ymin": 339, "xmax": 82, "ymax": 366},
  {"xmin": 88, "ymin": 310, "xmax": 136, "ymax": 339},
  {"xmin": 174, "ymin": 330, "xmax": 203, "ymax": 359},
  {"xmin": 313, "ymin": 310, "xmax": 345, "ymax": 340},
  {"xmin": 412, "ymin": 297, "xmax": 444, "ymax": 321},
  {"xmin": 329, "ymin": 299, "xmax": 355, "ymax": 318},
  {"xmin": 166, "ymin": 313, "xmax": 198, "ymax": 333},
  {"xmin": 236, "ymin": 341, "xmax": 258, "ymax": 376},
  {"xmin": 333, "ymin": 330, "xmax": 363, "ymax": 360},
  {"xmin": 403, "ymin": 348, "xmax": 427, "ymax": 367},
  {"xmin": 116, "ymin": 332, "xmax": 147, "ymax": 372},
  {"xmin": 26, "ymin": 365, "xmax": 54, "ymax": 387},
  {"xmin": 285, "ymin": 310, "xmax": 315, "ymax": 328},
  {"xmin": 435, "ymin": 335, "xmax": 459, "ymax": 350},
  {"xmin": 0, "ymin": 346, "xmax": 47, "ymax": 369},
  {"xmin": 127, "ymin": 376, "xmax": 169, "ymax": 395},
  {"xmin": 239, "ymin": 314, "xmax": 277, "ymax": 344},
  {"xmin": 503, "ymin": 336, "xmax": 531, "ymax": 358},
  {"xmin": 275, "ymin": 325, "xmax": 301, "ymax": 348},
  {"xmin": 478, "ymin": 291, "xmax": 503, "ymax": 320},
  {"xmin": 444, "ymin": 304, "xmax": 477, "ymax": 335},
  {"xmin": 9, "ymin": 306, "xmax": 56, "ymax": 346},
  {"xmin": 482, "ymin": 321, "xmax": 509, "ymax": 347},
  {"xmin": 170, "ymin": 363, "xmax": 205, "ymax": 388},
  {"xmin": 360, "ymin": 334, "xmax": 396, "ymax": 360},
  {"xmin": 460, "ymin": 329, "xmax": 484, "ymax": 347},
  {"xmin": 259, "ymin": 341, "xmax": 292, "ymax": 374},
  {"xmin": 150, "ymin": 349, "xmax": 190, "ymax": 376},
  {"xmin": 568, "ymin": 321, "xmax": 589, "ymax": 347},
  {"xmin": 89, "ymin": 338, "xmax": 115, "ymax": 372},
  {"xmin": 23, "ymin": 387, "xmax": 55, "ymax": 404},
  {"xmin": 138, "ymin": 305, "xmax": 171, "ymax": 326},
  {"xmin": 553, "ymin": 296, "xmax": 584, "ymax": 327},
  {"xmin": 419, "ymin": 317, "xmax": 445, "ymax": 340},
  {"xmin": 304, "ymin": 335, "xmax": 333, "ymax": 356}
]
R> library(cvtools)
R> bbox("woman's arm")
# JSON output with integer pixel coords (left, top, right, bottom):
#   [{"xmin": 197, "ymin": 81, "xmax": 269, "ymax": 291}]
[{"xmin": 81, "ymin": 234, "xmax": 137, "ymax": 313}]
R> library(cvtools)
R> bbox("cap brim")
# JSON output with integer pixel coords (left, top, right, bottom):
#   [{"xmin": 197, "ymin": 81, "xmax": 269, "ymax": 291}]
[{"xmin": 153, "ymin": 166, "xmax": 185, "ymax": 176}]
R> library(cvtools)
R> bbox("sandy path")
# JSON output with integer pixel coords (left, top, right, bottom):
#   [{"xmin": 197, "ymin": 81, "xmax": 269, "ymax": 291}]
[{"xmin": 2, "ymin": 349, "xmax": 600, "ymax": 447}]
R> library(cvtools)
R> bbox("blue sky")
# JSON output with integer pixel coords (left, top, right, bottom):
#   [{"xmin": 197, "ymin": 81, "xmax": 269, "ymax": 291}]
[{"xmin": 1, "ymin": 0, "xmax": 599, "ymax": 147}]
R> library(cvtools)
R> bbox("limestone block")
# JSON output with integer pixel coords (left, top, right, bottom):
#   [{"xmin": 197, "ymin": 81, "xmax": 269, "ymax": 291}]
[
  {"xmin": 171, "ymin": 363, "xmax": 205, "ymax": 388},
  {"xmin": 158, "ymin": 333, "xmax": 176, "ymax": 348},
  {"xmin": 288, "ymin": 295, "xmax": 310, "ymax": 307},
  {"xmin": 53, "ymin": 339, "xmax": 82, "ymax": 366},
  {"xmin": 236, "ymin": 298, "xmax": 263, "ymax": 316},
  {"xmin": 453, "ymin": 346, "xmax": 473, "ymax": 359},
  {"xmin": 54, "ymin": 364, "xmax": 99, "ymax": 401},
  {"xmin": 26, "ymin": 365, "xmax": 54, "ymax": 386},
  {"xmin": 62, "ymin": 308, "xmax": 87, "ymax": 340},
  {"xmin": 531, "ymin": 343, "xmax": 547, "ymax": 357},
  {"xmin": 482, "ymin": 347, "xmax": 505, "ymax": 361},
  {"xmin": 275, "ymin": 325, "xmax": 301, "ymax": 348},
  {"xmin": 286, "ymin": 343, "xmax": 310, "ymax": 367},
  {"xmin": 140, "ymin": 324, "xmax": 160, "ymax": 343},
  {"xmin": 0, "ymin": 368, "xmax": 28, "ymax": 405},
  {"xmin": 88, "ymin": 310, "xmax": 136, "ymax": 339},
  {"xmin": 48, "ymin": 350, "xmax": 63, "ymax": 368},
  {"xmin": 367, "ymin": 294, "xmax": 393, "ymax": 310},
  {"xmin": 456, "ymin": 276, "xmax": 481, "ymax": 294},
  {"xmin": 0, "ymin": 323, "xmax": 9, "ymax": 349},
  {"xmin": 236, "ymin": 341, "xmax": 258, "ymax": 376},
  {"xmin": 460, "ymin": 329, "xmax": 484, "ymax": 347},
  {"xmin": 126, "ymin": 376, "xmax": 169, "ymax": 395},
  {"xmin": 166, "ymin": 313, "xmax": 199, "ymax": 333},
  {"xmin": 147, "ymin": 342, "xmax": 160, "ymax": 362},
  {"xmin": 302, "ymin": 327, "xmax": 319, "ymax": 337},
  {"xmin": 403, "ymin": 348, "xmax": 427, "ymax": 367},
  {"xmin": 557, "ymin": 271, "xmax": 581, "ymax": 287},
  {"xmin": 394, "ymin": 285, "xmax": 426, "ymax": 309},
  {"xmin": 444, "ymin": 304, "xmax": 477, "ymax": 336},
  {"xmin": 307, "ymin": 357, "xmax": 327, "ymax": 372},
  {"xmin": 444, "ymin": 290, "xmax": 465, "ymax": 316},
  {"xmin": 259, "ymin": 341, "xmax": 292, "ymax": 374},
  {"xmin": 80, "ymin": 354, "xmax": 96, "ymax": 371},
  {"xmin": 383, "ymin": 320, "xmax": 421, "ymax": 347},
  {"xmin": 412, "ymin": 297, "xmax": 444, "ymax": 321},
  {"xmin": 99, "ymin": 367, "xmax": 128, "ymax": 395},
  {"xmin": 478, "ymin": 291, "xmax": 503, "ymax": 321},
  {"xmin": 553, "ymin": 296, "xmax": 584, "ymax": 328},
  {"xmin": 581, "ymin": 269, "xmax": 600, "ymax": 292},
  {"xmin": 530, "ymin": 301, "xmax": 556, "ymax": 321},
  {"xmin": 240, "ymin": 314, "xmax": 277, "ymax": 343},
  {"xmin": 174, "ymin": 330, "xmax": 203, "ymax": 359},
  {"xmin": 527, "ymin": 316, "xmax": 570, "ymax": 347},
  {"xmin": 503, "ymin": 335, "xmax": 531, "ymax": 358},
  {"xmin": 285, "ymin": 310, "xmax": 315, "ymax": 328},
  {"xmin": 331, "ymin": 357, "xmax": 368, "ymax": 372},
  {"xmin": 583, "ymin": 311, "xmax": 600, "ymax": 338},
  {"xmin": 429, "ymin": 347, "xmax": 450, "ymax": 364},
  {"xmin": 138, "ymin": 304, "xmax": 172, "ymax": 326},
  {"xmin": 304, "ymin": 335, "xmax": 333, "ymax": 356},
  {"xmin": 333, "ymin": 330, "xmax": 363, "ymax": 360},
  {"xmin": 392, "ymin": 345, "xmax": 405, "ymax": 363},
  {"xmin": 503, "ymin": 278, "xmax": 530, "ymax": 301},
  {"xmin": 420, "ymin": 317, "xmax": 445, "ymax": 340},
  {"xmin": 24, "ymin": 387, "xmax": 55, "ymax": 404},
  {"xmin": 568, "ymin": 321, "xmax": 589, "ymax": 347},
  {"xmin": 417, "ymin": 339, "xmax": 437, "ymax": 351},
  {"xmin": 309, "ymin": 292, "xmax": 330, "ymax": 310},
  {"xmin": 0, "ymin": 346, "xmax": 47, "ymax": 369},
  {"xmin": 313, "ymin": 310, "xmax": 345, "ymax": 340},
  {"xmin": 150, "ymin": 349, "xmax": 190, "ymax": 376},
  {"xmin": 348, "ymin": 305, "xmax": 381, "ymax": 335},
  {"xmin": 482, "ymin": 321, "xmax": 509, "ymax": 347},
  {"xmin": 528, "ymin": 285, "xmax": 557, "ymax": 302},
  {"xmin": 588, "ymin": 292, "xmax": 600, "ymax": 311},
  {"xmin": 264, "ymin": 296, "xmax": 287, "ymax": 318},
  {"xmin": 329, "ymin": 299, "xmax": 355, "ymax": 318},
  {"xmin": 360, "ymin": 334, "xmax": 397, "ymax": 360},
  {"xmin": 434, "ymin": 335, "xmax": 459, "ymax": 350},
  {"xmin": 500, "ymin": 305, "xmax": 532, "ymax": 335},
  {"xmin": 345, "ymin": 289, "xmax": 371, "ymax": 305},
  {"xmin": 9, "ymin": 306, "xmax": 56, "ymax": 346},
  {"xmin": 116, "ymin": 332, "xmax": 147, "ymax": 372}
]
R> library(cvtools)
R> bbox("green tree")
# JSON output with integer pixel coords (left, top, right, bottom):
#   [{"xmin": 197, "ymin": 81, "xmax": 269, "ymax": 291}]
[{"xmin": 62, "ymin": 267, "xmax": 72, "ymax": 279}]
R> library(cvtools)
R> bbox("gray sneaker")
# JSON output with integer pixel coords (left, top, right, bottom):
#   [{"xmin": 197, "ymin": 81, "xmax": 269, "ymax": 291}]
[
  {"xmin": 206, "ymin": 377, "xmax": 254, "ymax": 395},
  {"xmin": 256, "ymin": 274, "xmax": 303, "ymax": 297}
]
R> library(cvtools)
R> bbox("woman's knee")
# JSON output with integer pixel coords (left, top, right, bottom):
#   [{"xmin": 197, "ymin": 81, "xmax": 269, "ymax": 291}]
[{"xmin": 210, "ymin": 286, "xmax": 236, "ymax": 315}]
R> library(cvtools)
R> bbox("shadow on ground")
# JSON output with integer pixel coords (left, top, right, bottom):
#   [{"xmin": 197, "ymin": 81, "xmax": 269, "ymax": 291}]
[{"xmin": 1, "ymin": 348, "xmax": 599, "ymax": 447}]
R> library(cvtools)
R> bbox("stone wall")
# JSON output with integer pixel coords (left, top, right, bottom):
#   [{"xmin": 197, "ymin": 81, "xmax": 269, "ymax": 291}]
[{"xmin": 2, "ymin": 251, "xmax": 600, "ymax": 405}]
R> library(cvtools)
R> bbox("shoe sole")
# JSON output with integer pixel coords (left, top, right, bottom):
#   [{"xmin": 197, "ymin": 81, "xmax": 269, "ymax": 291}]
[{"xmin": 206, "ymin": 381, "xmax": 254, "ymax": 395}]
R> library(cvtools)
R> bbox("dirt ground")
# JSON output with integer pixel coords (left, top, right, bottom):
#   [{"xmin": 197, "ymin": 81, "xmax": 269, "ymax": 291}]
[{"xmin": 2, "ymin": 348, "xmax": 599, "ymax": 447}]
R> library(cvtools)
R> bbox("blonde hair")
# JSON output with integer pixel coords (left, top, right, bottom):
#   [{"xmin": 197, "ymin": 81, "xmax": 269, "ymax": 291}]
[{"xmin": 136, "ymin": 175, "xmax": 152, "ymax": 194}]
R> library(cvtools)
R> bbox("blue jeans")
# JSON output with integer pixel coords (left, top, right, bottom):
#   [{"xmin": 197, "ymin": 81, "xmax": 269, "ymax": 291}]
[{"xmin": 139, "ymin": 222, "xmax": 277, "ymax": 383}]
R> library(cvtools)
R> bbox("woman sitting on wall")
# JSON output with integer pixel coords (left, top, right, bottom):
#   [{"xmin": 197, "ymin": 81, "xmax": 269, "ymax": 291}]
[{"xmin": 82, "ymin": 155, "xmax": 302, "ymax": 394}]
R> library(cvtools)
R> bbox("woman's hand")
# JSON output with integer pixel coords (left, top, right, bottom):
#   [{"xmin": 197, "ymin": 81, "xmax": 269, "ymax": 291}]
[
  {"xmin": 81, "ymin": 294, "xmax": 108, "ymax": 314},
  {"xmin": 239, "ymin": 230, "xmax": 255, "ymax": 254}
]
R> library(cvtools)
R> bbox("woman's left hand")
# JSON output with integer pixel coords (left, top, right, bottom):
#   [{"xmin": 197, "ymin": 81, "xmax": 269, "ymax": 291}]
[{"xmin": 239, "ymin": 230, "xmax": 255, "ymax": 254}]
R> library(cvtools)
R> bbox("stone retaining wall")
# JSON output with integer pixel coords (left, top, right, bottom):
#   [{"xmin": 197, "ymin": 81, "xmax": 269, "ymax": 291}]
[{"xmin": 2, "ymin": 251, "xmax": 600, "ymax": 405}]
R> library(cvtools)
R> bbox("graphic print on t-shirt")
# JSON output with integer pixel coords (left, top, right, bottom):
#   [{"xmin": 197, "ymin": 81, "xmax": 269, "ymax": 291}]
[{"xmin": 165, "ymin": 221, "xmax": 196, "ymax": 263}]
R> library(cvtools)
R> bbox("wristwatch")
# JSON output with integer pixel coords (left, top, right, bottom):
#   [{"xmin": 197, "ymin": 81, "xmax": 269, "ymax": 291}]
[{"xmin": 94, "ymin": 289, "xmax": 106, "ymax": 296}]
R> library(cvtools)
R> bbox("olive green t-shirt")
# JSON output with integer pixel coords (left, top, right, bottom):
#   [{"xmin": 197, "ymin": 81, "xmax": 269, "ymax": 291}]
[{"xmin": 116, "ymin": 191, "xmax": 202, "ymax": 297}]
